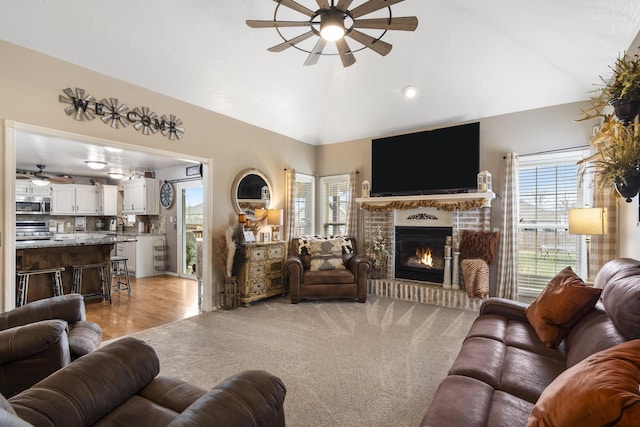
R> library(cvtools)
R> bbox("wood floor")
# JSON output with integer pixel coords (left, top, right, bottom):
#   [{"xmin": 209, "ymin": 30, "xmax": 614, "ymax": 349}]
[{"xmin": 85, "ymin": 275, "xmax": 201, "ymax": 341}]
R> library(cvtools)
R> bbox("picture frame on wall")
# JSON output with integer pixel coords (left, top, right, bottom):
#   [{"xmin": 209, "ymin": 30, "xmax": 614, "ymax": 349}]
[{"xmin": 186, "ymin": 164, "xmax": 202, "ymax": 177}]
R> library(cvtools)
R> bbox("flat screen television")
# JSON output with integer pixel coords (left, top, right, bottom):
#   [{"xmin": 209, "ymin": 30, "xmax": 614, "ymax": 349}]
[{"xmin": 371, "ymin": 122, "xmax": 480, "ymax": 196}]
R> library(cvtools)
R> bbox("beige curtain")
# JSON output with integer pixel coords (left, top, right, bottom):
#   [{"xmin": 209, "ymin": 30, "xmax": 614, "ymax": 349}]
[
  {"xmin": 495, "ymin": 153, "xmax": 519, "ymax": 299},
  {"xmin": 284, "ymin": 167, "xmax": 296, "ymax": 242},
  {"xmin": 590, "ymin": 187, "xmax": 618, "ymax": 278},
  {"xmin": 345, "ymin": 170, "xmax": 358, "ymax": 237}
]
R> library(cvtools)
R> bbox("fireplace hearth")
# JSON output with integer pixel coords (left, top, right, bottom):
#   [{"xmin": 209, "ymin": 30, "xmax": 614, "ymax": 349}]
[{"xmin": 395, "ymin": 226, "xmax": 451, "ymax": 283}]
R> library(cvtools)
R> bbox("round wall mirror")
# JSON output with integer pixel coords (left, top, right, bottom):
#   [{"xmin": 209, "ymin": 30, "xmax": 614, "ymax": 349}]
[{"xmin": 231, "ymin": 168, "xmax": 272, "ymax": 220}]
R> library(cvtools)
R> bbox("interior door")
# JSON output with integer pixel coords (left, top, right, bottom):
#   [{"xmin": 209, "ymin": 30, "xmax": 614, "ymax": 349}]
[{"xmin": 177, "ymin": 181, "xmax": 203, "ymax": 279}]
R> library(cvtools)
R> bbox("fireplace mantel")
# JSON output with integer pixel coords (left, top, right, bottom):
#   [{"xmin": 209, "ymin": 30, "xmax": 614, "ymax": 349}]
[{"xmin": 356, "ymin": 191, "xmax": 495, "ymax": 211}]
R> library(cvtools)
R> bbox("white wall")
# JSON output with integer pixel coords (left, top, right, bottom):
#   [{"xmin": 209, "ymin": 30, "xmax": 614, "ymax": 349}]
[{"xmin": 618, "ymin": 195, "xmax": 640, "ymax": 259}]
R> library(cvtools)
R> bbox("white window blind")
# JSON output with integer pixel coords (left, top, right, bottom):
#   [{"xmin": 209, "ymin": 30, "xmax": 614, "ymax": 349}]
[
  {"xmin": 294, "ymin": 173, "xmax": 315, "ymax": 236},
  {"xmin": 517, "ymin": 149, "xmax": 589, "ymax": 296},
  {"xmin": 320, "ymin": 174, "xmax": 350, "ymax": 235}
]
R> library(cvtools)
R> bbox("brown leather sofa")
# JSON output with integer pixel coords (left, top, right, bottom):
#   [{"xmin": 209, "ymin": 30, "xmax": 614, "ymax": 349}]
[
  {"xmin": 0, "ymin": 294, "xmax": 102, "ymax": 397},
  {"xmin": 0, "ymin": 337, "xmax": 286, "ymax": 426},
  {"xmin": 421, "ymin": 258, "xmax": 640, "ymax": 426},
  {"xmin": 286, "ymin": 236, "xmax": 371, "ymax": 304}
]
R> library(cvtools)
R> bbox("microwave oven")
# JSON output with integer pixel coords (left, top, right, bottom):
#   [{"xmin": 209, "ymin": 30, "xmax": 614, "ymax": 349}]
[{"xmin": 16, "ymin": 196, "xmax": 51, "ymax": 215}]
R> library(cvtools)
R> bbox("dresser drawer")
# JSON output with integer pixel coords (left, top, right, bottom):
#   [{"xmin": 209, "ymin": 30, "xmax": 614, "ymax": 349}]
[
  {"xmin": 268, "ymin": 245, "xmax": 284, "ymax": 259},
  {"xmin": 250, "ymin": 264, "xmax": 265, "ymax": 277},
  {"xmin": 250, "ymin": 247, "xmax": 266, "ymax": 262},
  {"xmin": 266, "ymin": 261, "xmax": 283, "ymax": 275}
]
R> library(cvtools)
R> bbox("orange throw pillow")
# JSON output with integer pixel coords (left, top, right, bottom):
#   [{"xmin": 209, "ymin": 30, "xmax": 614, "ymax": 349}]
[
  {"xmin": 525, "ymin": 266, "xmax": 601, "ymax": 348},
  {"xmin": 527, "ymin": 340, "xmax": 640, "ymax": 427}
]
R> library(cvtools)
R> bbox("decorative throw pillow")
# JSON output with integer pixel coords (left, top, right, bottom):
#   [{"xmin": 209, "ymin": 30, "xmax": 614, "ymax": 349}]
[
  {"xmin": 525, "ymin": 266, "xmax": 602, "ymax": 348},
  {"xmin": 527, "ymin": 339, "xmax": 640, "ymax": 427},
  {"xmin": 459, "ymin": 230, "xmax": 499, "ymax": 265},
  {"xmin": 309, "ymin": 238, "xmax": 346, "ymax": 271},
  {"xmin": 298, "ymin": 235, "xmax": 353, "ymax": 256}
]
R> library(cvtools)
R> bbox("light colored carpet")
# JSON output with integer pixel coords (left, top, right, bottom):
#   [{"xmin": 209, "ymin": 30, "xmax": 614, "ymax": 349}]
[{"xmin": 125, "ymin": 295, "xmax": 478, "ymax": 427}]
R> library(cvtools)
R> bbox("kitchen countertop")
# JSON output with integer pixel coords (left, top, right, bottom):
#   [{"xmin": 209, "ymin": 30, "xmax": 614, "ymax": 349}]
[{"xmin": 16, "ymin": 235, "xmax": 136, "ymax": 250}]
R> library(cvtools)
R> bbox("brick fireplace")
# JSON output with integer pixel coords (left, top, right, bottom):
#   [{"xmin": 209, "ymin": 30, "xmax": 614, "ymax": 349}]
[{"xmin": 358, "ymin": 192, "xmax": 494, "ymax": 310}]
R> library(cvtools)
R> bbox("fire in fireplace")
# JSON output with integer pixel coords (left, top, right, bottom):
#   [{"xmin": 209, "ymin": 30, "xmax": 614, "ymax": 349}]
[{"xmin": 395, "ymin": 226, "xmax": 452, "ymax": 283}]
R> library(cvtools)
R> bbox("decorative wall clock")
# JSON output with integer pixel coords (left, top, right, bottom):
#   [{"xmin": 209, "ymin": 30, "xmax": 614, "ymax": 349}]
[{"xmin": 160, "ymin": 181, "xmax": 175, "ymax": 208}]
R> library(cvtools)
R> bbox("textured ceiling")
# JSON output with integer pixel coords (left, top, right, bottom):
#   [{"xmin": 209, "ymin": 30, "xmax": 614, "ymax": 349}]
[{"xmin": 1, "ymin": 1, "xmax": 639, "ymax": 145}]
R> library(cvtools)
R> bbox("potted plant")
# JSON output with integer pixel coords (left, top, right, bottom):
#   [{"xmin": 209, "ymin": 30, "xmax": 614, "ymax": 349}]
[
  {"xmin": 579, "ymin": 113, "xmax": 640, "ymax": 202},
  {"xmin": 365, "ymin": 226, "xmax": 390, "ymax": 278},
  {"xmin": 601, "ymin": 48, "xmax": 640, "ymax": 125}
]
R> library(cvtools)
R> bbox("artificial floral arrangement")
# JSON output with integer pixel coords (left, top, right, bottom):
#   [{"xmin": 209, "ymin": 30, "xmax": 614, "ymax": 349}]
[
  {"xmin": 575, "ymin": 47, "xmax": 640, "ymax": 201},
  {"xmin": 364, "ymin": 225, "xmax": 390, "ymax": 268}
]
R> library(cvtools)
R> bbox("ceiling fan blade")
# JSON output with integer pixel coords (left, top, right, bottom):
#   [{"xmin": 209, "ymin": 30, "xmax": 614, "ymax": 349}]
[
  {"xmin": 336, "ymin": 0, "xmax": 355, "ymax": 11},
  {"xmin": 49, "ymin": 175, "xmax": 75, "ymax": 184},
  {"xmin": 16, "ymin": 172, "xmax": 31, "ymax": 180},
  {"xmin": 336, "ymin": 38, "xmax": 356, "ymax": 67},
  {"xmin": 304, "ymin": 38, "xmax": 327, "ymax": 66},
  {"xmin": 354, "ymin": 16, "xmax": 418, "ymax": 31},
  {"xmin": 316, "ymin": 0, "xmax": 330, "ymax": 10},
  {"xmin": 268, "ymin": 31, "xmax": 315, "ymax": 52},
  {"xmin": 350, "ymin": 0, "xmax": 404, "ymax": 19},
  {"xmin": 274, "ymin": 0, "xmax": 316, "ymax": 18},
  {"xmin": 348, "ymin": 29, "xmax": 393, "ymax": 56},
  {"xmin": 246, "ymin": 20, "xmax": 311, "ymax": 28}
]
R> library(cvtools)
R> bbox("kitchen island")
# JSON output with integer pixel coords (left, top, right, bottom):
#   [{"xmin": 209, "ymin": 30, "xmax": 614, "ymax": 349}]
[{"xmin": 15, "ymin": 236, "xmax": 135, "ymax": 304}]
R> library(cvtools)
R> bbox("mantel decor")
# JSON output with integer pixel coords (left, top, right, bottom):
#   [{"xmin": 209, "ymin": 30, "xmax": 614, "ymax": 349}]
[
  {"xmin": 360, "ymin": 198, "xmax": 487, "ymax": 212},
  {"xmin": 59, "ymin": 87, "xmax": 185, "ymax": 140}
]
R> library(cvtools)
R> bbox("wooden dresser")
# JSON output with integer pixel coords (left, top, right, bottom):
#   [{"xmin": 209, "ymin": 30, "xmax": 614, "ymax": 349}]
[{"xmin": 238, "ymin": 241, "xmax": 286, "ymax": 307}]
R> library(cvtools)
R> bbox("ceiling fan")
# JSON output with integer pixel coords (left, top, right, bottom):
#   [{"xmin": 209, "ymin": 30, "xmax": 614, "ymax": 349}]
[
  {"xmin": 246, "ymin": 0, "xmax": 418, "ymax": 67},
  {"xmin": 16, "ymin": 164, "xmax": 75, "ymax": 185}
]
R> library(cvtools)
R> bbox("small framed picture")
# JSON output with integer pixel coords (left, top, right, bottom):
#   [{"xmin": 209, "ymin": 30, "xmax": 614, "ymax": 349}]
[
  {"xmin": 186, "ymin": 164, "xmax": 202, "ymax": 177},
  {"xmin": 243, "ymin": 231, "xmax": 255, "ymax": 243}
]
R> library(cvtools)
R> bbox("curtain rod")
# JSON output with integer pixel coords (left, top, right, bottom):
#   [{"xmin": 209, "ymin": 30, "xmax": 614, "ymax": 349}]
[{"xmin": 503, "ymin": 145, "xmax": 589, "ymax": 159}]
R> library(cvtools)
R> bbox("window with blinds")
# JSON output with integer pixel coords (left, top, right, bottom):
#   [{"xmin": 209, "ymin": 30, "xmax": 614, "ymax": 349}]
[
  {"xmin": 319, "ymin": 174, "xmax": 350, "ymax": 235},
  {"xmin": 517, "ymin": 149, "xmax": 589, "ymax": 296},
  {"xmin": 294, "ymin": 173, "xmax": 315, "ymax": 236}
]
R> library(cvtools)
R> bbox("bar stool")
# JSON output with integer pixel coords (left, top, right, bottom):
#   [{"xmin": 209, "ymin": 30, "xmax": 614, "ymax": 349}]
[
  {"xmin": 70, "ymin": 262, "xmax": 111, "ymax": 304},
  {"xmin": 111, "ymin": 256, "xmax": 132, "ymax": 295},
  {"xmin": 15, "ymin": 267, "xmax": 65, "ymax": 307}
]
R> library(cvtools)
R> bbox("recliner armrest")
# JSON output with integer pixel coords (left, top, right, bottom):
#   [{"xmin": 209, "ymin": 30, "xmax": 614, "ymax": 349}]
[
  {"xmin": 346, "ymin": 255, "xmax": 371, "ymax": 282},
  {"xmin": 479, "ymin": 297, "xmax": 529, "ymax": 321},
  {"xmin": 0, "ymin": 320, "xmax": 68, "ymax": 364},
  {"xmin": 10, "ymin": 337, "xmax": 159, "ymax": 426},
  {"xmin": 168, "ymin": 370, "xmax": 286, "ymax": 427}
]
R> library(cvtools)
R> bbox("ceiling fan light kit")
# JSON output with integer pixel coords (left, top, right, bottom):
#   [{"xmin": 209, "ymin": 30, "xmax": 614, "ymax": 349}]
[
  {"xmin": 85, "ymin": 161, "xmax": 107, "ymax": 170},
  {"xmin": 247, "ymin": 0, "xmax": 418, "ymax": 67},
  {"xmin": 31, "ymin": 177, "xmax": 50, "ymax": 186}
]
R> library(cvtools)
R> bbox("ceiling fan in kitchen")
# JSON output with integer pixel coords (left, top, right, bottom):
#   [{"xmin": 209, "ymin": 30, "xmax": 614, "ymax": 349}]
[
  {"xmin": 16, "ymin": 164, "xmax": 75, "ymax": 185},
  {"xmin": 246, "ymin": 0, "xmax": 418, "ymax": 67}
]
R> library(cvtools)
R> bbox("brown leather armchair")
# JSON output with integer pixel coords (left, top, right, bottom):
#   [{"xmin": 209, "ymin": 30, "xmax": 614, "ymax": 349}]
[
  {"xmin": 0, "ymin": 294, "xmax": 102, "ymax": 397},
  {"xmin": 1, "ymin": 337, "xmax": 286, "ymax": 426},
  {"xmin": 286, "ymin": 236, "xmax": 371, "ymax": 304}
]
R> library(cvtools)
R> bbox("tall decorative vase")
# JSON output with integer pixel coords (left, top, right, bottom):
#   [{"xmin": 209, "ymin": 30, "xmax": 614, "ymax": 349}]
[
  {"xmin": 222, "ymin": 276, "xmax": 238, "ymax": 310},
  {"xmin": 615, "ymin": 171, "xmax": 640, "ymax": 202}
]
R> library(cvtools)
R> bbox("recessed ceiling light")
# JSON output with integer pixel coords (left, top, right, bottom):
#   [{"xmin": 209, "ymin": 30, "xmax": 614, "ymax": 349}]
[
  {"xmin": 108, "ymin": 172, "xmax": 124, "ymax": 179},
  {"xmin": 85, "ymin": 161, "xmax": 107, "ymax": 170},
  {"xmin": 403, "ymin": 85, "xmax": 418, "ymax": 98}
]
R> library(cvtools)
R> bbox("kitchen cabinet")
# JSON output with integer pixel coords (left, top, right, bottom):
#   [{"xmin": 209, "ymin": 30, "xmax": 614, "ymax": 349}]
[
  {"xmin": 50, "ymin": 184, "xmax": 117, "ymax": 216},
  {"xmin": 238, "ymin": 241, "xmax": 286, "ymax": 307},
  {"xmin": 115, "ymin": 235, "xmax": 165, "ymax": 278},
  {"xmin": 122, "ymin": 178, "xmax": 159, "ymax": 215},
  {"xmin": 15, "ymin": 181, "xmax": 52, "ymax": 197},
  {"xmin": 96, "ymin": 185, "xmax": 118, "ymax": 216}
]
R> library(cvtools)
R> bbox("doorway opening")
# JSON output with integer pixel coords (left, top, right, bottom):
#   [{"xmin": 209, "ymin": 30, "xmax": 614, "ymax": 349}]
[{"xmin": 178, "ymin": 182, "xmax": 203, "ymax": 279}]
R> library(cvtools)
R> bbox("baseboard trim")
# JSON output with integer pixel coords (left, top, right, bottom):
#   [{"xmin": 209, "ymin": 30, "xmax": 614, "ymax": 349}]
[{"xmin": 368, "ymin": 279, "xmax": 484, "ymax": 311}]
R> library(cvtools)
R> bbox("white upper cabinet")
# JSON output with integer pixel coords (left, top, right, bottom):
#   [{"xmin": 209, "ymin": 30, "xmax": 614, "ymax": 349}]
[{"xmin": 122, "ymin": 178, "xmax": 159, "ymax": 215}]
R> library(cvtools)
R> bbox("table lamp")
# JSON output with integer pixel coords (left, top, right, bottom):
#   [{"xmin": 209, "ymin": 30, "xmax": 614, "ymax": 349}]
[
  {"xmin": 568, "ymin": 207, "xmax": 608, "ymax": 281},
  {"xmin": 267, "ymin": 209, "xmax": 283, "ymax": 241}
]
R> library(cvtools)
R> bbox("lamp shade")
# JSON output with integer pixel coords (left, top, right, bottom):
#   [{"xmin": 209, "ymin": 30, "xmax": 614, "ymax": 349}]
[
  {"xmin": 267, "ymin": 209, "xmax": 283, "ymax": 226},
  {"xmin": 568, "ymin": 208, "xmax": 608, "ymax": 235},
  {"xmin": 255, "ymin": 208, "xmax": 268, "ymax": 219}
]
